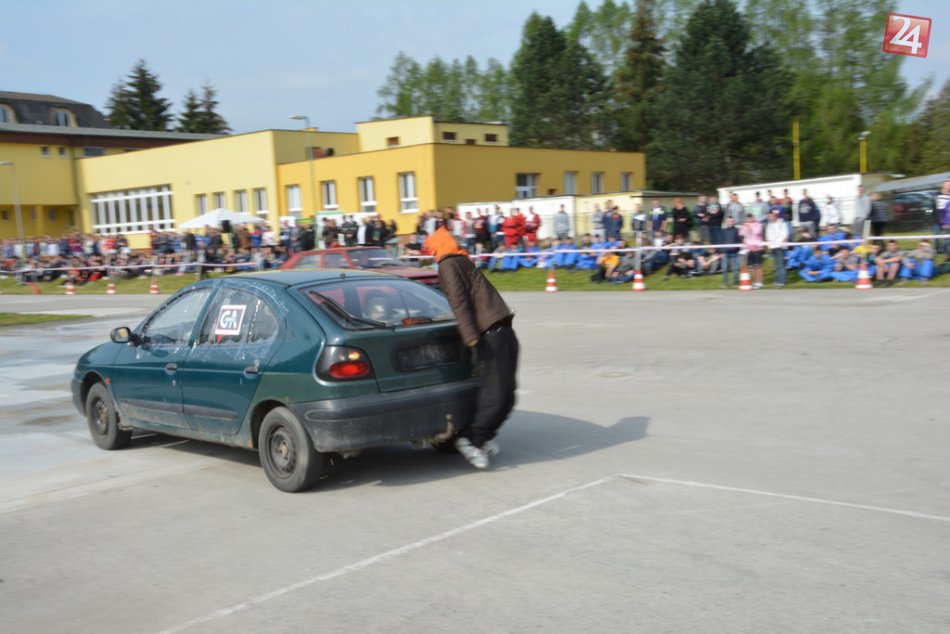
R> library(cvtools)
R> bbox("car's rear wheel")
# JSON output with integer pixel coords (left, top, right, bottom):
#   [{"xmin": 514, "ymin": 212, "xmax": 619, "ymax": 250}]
[
  {"xmin": 85, "ymin": 383, "xmax": 132, "ymax": 450},
  {"xmin": 259, "ymin": 407, "xmax": 328, "ymax": 493}
]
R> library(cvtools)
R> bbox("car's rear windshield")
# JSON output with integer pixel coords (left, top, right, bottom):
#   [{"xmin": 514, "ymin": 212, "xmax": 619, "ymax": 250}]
[
  {"xmin": 350, "ymin": 248, "xmax": 402, "ymax": 268},
  {"xmin": 303, "ymin": 278, "xmax": 454, "ymax": 329}
]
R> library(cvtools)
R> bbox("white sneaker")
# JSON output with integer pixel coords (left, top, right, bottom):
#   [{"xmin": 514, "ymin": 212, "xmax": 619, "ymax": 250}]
[
  {"xmin": 454, "ymin": 437, "xmax": 489, "ymax": 469},
  {"xmin": 482, "ymin": 439, "xmax": 500, "ymax": 457}
]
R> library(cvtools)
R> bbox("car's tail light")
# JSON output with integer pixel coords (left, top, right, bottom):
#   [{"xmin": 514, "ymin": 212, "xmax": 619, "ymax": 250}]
[{"xmin": 317, "ymin": 346, "xmax": 374, "ymax": 381}]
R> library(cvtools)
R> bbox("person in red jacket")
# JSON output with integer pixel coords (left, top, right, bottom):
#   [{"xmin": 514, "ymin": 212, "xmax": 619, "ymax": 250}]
[
  {"xmin": 501, "ymin": 210, "xmax": 523, "ymax": 248},
  {"xmin": 524, "ymin": 207, "xmax": 541, "ymax": 244}
]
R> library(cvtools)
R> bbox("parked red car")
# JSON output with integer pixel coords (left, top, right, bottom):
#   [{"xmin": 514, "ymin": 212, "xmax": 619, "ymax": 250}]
[{"xmin": 281, "ymin": 247, "xmax": 439, "ymax": 287}]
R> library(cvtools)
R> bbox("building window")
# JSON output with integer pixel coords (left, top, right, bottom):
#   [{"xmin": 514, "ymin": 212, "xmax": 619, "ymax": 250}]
[
  {"xmin": 620, "ymin": 172, "xmax": 633, "ymax": 192},
  {"xmin": 516, "ymin": 173, "xmax": 538, "ymax": 199},
  {"xmin": 48, "ymin": 208, "xmax": 57, "ymax": 220},
  {"xmin": 213, "ymin": 191, "xmax": 226, "ymax": 209},
  {"xmin": 591, "ymin": 172, "xmax": 605, "ymax": 194},
  {"xmin": 358, "ymin": 177, "xmax": 376, "ymax": 212},
  {"xmin": 465, "ymin": 139, "xmax": 476, "ymax": 145},
  {"xmin": 196, "ymin": 194, "xmax": 208, "ymax": 215},
  {"xmin": 41, "ymin": 146, "xmax": 50, "ymax": 157},
  {"xmin": 398, "ymin": 172, "xmax": 418, "ymax": 213},
  {"xmin": 286, "ymin": 185, "xmax": 302, "ymax": 216},
  {"xmin": 387, "ymin": 136, "xmax": 400, "ymax": 147},
  {"xmin": 564, "ymin": 171, "xmax": 577, "ymax": 195},
  {"xmin": 52, "ymin": 109, "xmax": 74, "ymax": 127},
  {"xmin": 485, "ymin": 133, "xmax": 498, "ymax": 143},
  {"xmin": 1, "ymin": 210, "xmax": 8, "ymax": 221},
  {"xmin": 58, "ymin": 147, "xmax": 67, "ymax": 158},
  {"xmin": 68, "ymin": 209, "xmax": 75, "ymax": 226},
  {"xmin": 90, "ymin": 185, "xmax": 174, "ymax": 234},
  {"xmin": 321, "ymin": 180, "xmax": 338, "ymax": 210},
  {"xmin": 254, "ymin": 188, "xmax": 268, "ymax": 215},
  {"xmin": 83, "ymin": 147, "xmax": 105, "ymax": 157},
  {"xmin": 0, "ymin": 105, "xmax": 14, "ymax": 123},
  {"xmin": 442, "ymin": 131, "xmax": 457, "ymax": 141},
  {"xmin": 234, "ymin": 190, "xmax": 248, "ymax": 213}
]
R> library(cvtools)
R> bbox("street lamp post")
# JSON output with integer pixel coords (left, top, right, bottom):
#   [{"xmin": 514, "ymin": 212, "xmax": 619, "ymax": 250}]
[
  {"xmin": 858, "ymin": 131, "xmax": 871, "ymax": 174},
  {"xmin": 0, "ymin": 161, "xmax": 25, "ymax": 244},
  {"xmin": 290, "ymin": 115, "xmax": 318, "ymax": 223}
]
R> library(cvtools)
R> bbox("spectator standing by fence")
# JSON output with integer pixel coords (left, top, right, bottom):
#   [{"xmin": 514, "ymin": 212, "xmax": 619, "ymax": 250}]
[
  {"xmin": 707, "ymin": 196, "xmax": 724, "ymax": 245},
  {"xmin": 694, "ymin": 196, "xmax": 709, "ymax": 244},
  {"xmin": 739, "ymin": 214, "xmax": 765, "ymax": 289},
  {"xmin": 554, "ymin": 205, "xmax": 570, "ymax": 241},
  {"xmin": 869, "ymin": 193, "xmax": 888, "ymax": 237},
  {"xmin": 670, "ymin": 198, "xmax": 693, "ymax": 241},
  {"xmin": 591, "ymin": 205, "xmax": 606, "ymax": 243},
  {"xmin": 725, "ymin": 192, "xmax": 745, "ymax": 227},
  {"xmin": 766, "ymin": 210, "xmax": 790, "ymax": 288},
  {"xmin": 854, "ymin": 185, "xmax": 871, "ymax": 238},
  {"xmin": 649, "ymin": 199, "xmax": 668, "ymax": 245},
  {"xmin": 719, "ymin": 216, "xmax": 741, "ymax": 288},
  {"xmin": 797, "ymin": 189, "xmax": 821, "ymax": 238}
]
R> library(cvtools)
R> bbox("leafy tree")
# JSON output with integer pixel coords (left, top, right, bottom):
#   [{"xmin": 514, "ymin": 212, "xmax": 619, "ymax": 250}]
[
  {"xmin": 556, "ymin": 37, "xmax": 611, "ymax": 148},
  {"xmin": 567, "ymin": 0, "xmax": 633, "ymax": 77},
  {"xmin": 904, "ymin": 80, "xmax": 950, "ymax": 175},
  {"xmin": 106, "ymin": 60, "xmax": 172, "ymax": 131},
  {"xmin": 176, "ymin": 84, "xmax": 230, "ymax": 134},
  {"xmin": 376, "ymin": 52, "xmax": 423, "ymax": 118},
  {"xmin": 510, "ymin": 13, "xmax": 569, "ymax": 146},
  {"xmin": 613, "ymin": 0, "xmax": 665, "ymax": 151},
  {"xmin": 649, "ymin": 0, "xmax": 791, "ymax": 190},
  {"xmin": 475, "ymin": 58, "xmax": 511, "ymax": 122}
]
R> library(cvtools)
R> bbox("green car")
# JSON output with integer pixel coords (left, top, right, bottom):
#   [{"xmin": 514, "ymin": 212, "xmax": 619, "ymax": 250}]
[{"xmin": 72, "ymin": 270, "xmax": 477, "ymax": 492}]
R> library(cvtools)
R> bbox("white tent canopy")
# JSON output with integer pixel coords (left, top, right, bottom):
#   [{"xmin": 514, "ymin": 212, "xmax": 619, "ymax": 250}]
[{"xmin": 177, "ymin": 208, "xmax": 267, "ymax": 230}]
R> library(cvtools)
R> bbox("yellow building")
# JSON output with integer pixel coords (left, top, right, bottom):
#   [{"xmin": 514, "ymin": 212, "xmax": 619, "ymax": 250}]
[
  {"xmin": 4, "ymin": 103, "xmax": 646, "ymax": 249},
  {"xmin": 0, "ymin": 91, "xmax": 219, "ymax": 242}
]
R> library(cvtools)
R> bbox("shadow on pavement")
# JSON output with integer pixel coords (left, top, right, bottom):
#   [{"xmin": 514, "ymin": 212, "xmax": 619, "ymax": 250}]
[{"xmin": 129, "ymin": 411, "xmax": 650, "ymax": 492}]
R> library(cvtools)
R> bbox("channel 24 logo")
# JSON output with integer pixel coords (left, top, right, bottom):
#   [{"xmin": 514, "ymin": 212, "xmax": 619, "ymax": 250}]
[{"xmin": 882, "ymin": 13, "xmax": 931, "ymax": 58}]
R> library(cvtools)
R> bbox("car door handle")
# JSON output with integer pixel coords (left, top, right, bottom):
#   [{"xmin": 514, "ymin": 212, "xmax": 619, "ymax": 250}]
[
  {"xmin": 165, "ymin": 363, "xmax": 178, "ymax": 372},
  {"xmin": 244, "ymin": 365, "xmax": 259, "ymax": 375}
]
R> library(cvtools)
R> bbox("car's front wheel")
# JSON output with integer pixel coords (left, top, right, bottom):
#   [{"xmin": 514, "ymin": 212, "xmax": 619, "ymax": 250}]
[
  {"xmin": 85, "ymin": 382, "xmax": 132, "ymax": 450},
  {"xmin": 259, "ymin": 407, "xmax": 328, "ymax": 493}
]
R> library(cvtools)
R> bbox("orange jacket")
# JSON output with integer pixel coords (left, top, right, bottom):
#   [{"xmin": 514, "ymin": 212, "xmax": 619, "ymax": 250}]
[{"xmin": 423, "ymin": 226, "xmax": 468, "ymax": 262}]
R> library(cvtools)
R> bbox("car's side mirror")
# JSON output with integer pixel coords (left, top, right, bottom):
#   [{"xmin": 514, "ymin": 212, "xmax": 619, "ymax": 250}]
[{"xmin": 111, "ymin": 326, "xmax": 137, "ymax": 345}]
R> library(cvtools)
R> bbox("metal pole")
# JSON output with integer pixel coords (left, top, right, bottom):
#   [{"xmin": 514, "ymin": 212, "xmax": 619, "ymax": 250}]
[
  {"xmin": 860, "ymin": 139, "xmax": 868, "ymax": 174},
  {"xmin": 792, "ymin": 118, "xmax": 801, "ymax": 181},
  {"xmin": 0, "ymin": 161, "xmax": 25, "ymax": 244}
]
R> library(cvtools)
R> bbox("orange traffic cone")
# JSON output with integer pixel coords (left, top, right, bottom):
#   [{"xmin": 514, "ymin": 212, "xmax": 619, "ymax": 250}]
[
  {"xmin": 65, "ymin": 280, "xmax": 75, "ymax": 296},
  {"xmin": 150, "ymin": 278, "xmax": 159, "ymax": 295},
  {"xmin": 106, "ymin": 280, "xmax": 116, "ymax": 295},
  {"xmin": 29, "ymin": 282, "xmax": 41, "ymax": 295},
  {"xmin": 855, "ymin": 263, "xmax": 873, "ymax": 290},
  {"xmin": 545, "ymin": 269, "xmax": 559, "ymax": 292},
  {"xmin": 631, "ymin": 270, "xmax": 646, "ymax": 292},
  {"xmin": 737, "ymin": 266, "xmax": 753, "ymax": 291}
]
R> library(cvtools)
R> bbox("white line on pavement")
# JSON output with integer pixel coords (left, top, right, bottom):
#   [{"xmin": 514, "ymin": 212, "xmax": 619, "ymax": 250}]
[{"xmin": 154, "ymin": 472, "xmax": 950, "ymax": 633}]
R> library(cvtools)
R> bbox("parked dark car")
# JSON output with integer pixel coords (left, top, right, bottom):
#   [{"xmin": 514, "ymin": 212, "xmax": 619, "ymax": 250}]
[
  {"xmin": 889, "ymin": 190, "xmax": 938, "ymax": 229},
  {"xmin": 72, "ymin": 270, "xmax": 476, "ymax": 492},
  {"xmin": 281, "ymin": 246, "xmax": 438, "ymax": 287}
]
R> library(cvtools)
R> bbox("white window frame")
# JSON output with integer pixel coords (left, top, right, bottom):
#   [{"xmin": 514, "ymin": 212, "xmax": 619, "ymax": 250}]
[
  {"xmin": 41, "ymin": 146, "xmax": 50, "ymax": 158},
  {"xmin": 234, "ymin": 189, "xmax": 248, "ymax": 213},
  {"xmin": 398, "ymin": 172, "xmax": 418, "ymax": 213},
  {"xmin": 52, "ymin": 109, "xmax": 73, "ymax": 127},
  {"xmin": 620, "ymin": 172, "xmax": 632, "ymax": 192},
  {"xmin": 286, "ymin": 185, "xmax": 302, "ymax": 216},
  {"xmin": 0, "ymin": 105, "xmax": 12, "ymax": 123},
  {"xmin": 89, "ymin": 185, "xmax": 174, "ymax": 234},
  {"xmin": 358, "ymin": 177, "xmax": 376, "ymax": 212},
  {"xmin": 591, "ymin": 172, "xmax": 605, "ymax": 194},
  {"xmin": 515, "ymin": 173, "xmax": 538, "ymax": 199},
  {"xmin": 564, "ymin": 171, "xmax": 577, "ymax": 195},
  {"xmin": 321, "ymin": 180, "xmax": 338, "ymax": 210},
  {"xmin": 254, "ymin": 188, "xmax": 268, "ymax": 216},
  {"xmin": 213, "ymin": 191, "xmax": 226, "ymax": 209},
  {"xmin": 196, "ymin": 194, "xmax": 208, "ymax": 215}
]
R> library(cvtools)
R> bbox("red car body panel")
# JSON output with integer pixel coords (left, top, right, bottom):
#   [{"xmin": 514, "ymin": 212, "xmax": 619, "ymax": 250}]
[{"xmin": 281, "ymin": 247, "xmax": 439, "ymax": 287}]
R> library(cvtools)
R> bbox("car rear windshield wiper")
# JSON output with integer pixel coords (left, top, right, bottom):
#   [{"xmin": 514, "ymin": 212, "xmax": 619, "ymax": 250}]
[{"xmin": 309, "ymin": 291, "xmax": 392, "ymax": 330}]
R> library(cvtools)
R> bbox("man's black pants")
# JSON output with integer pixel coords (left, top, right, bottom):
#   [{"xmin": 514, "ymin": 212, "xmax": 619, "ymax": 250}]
[{"xmin": 465, "ymin": 322, "xmax": 519, "ymax": 447}]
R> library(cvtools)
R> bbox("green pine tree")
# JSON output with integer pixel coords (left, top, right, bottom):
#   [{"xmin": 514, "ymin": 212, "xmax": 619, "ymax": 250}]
[
  {"xmin": 197, "ymin": 83, "xmax": 230, "ymax": 134},
  {"xmin": 176, "ymin": 90, "xmax": 203, "ymax": 132},
  {"xmin": 106, "ymin": 60, "xmax": 172, "ymax": 131},
  {"xmin": 613, "ymin": 0, "xmax": 665, "ymax": 151}
]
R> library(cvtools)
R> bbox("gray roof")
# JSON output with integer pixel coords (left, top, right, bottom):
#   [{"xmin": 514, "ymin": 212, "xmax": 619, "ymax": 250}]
[
  {"xmin": 0, "ymin": 91, "xmax": 87, "ymax": 105},
  {"xmin": 873, "ymin": 171, "xmax": 950, "ymax": 194},
  {"xmin": 0, "ymin": 122, "xmax": 222, "ymax": 141}
]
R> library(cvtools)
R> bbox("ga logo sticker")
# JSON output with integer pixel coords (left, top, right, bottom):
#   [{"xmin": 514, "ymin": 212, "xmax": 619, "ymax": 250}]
[{"xmin": 214, "ymin": 304, "xmax": 247, "ymax": 336}]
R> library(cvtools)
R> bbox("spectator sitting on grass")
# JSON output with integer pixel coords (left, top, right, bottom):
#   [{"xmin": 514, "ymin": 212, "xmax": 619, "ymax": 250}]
[
  {"xmin": 799, "ymin": 250, "xmax": 833, "ymax": 283},
  {"xmin": 899, "ymin": 239, "xmax": 935, "ymax": 283},
  {"xmin": 663, "ymin": 236, "xmax": 697, "ymax": 279},
  {"xmin": 785, "ymin": 227, "xmax": 815, "ymax": 270},
  {"xmin": 695, "ymin": 247, "xmax": 722, "ymax": 275},
  {"xmin": 575, "ymin": 235, "xmax": 598, "ymax": 270},
  {"xmin": 518, "ymin": 240, "xmax": 542, "ymax": 268},
  {"xmin": 830, "ymin": 246, "xmax": 859, "ymax": 283},
  {"xmin": 591, "ymin": 248, "xmax": 620, "ymax": 283},
  {"xmin": 817, "ymin": 225, "xmax": 847, "ymax": 253},
  {"xmin": 554, "ymin": 236, "xmax": 579, "ymax": 269},
  {"xmin": 609, "ymin": 251, "xmax": 638, "ymax": 283},
  {"xmin": 875, "ymin": 240, "xmax": 903, "ymax": 286}
]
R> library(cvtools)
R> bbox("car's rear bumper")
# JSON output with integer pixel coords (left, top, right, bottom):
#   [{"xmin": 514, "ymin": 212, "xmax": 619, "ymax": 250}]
[
  {"xmin": 71, "ymin": 378, "xmax": 84, "ymax": 416},
  {"xmin": 288, "ymin": 379, "xmax": 478, "ymax": 452}
]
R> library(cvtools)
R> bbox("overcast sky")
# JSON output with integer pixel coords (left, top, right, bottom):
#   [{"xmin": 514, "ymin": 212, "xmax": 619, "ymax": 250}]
[{"xmin": 2, "ymin": 0, "xmax": 947, "ymax": 134}]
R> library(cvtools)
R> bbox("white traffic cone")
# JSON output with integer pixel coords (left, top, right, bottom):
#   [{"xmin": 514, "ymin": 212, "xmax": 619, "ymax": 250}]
[
  {"xmin": 855, "ymin": 263, "xmax": 873, "ymax": 290},
  {"xmin": 545, "ymin": 269, "xmax": 559, "ymax": 292},
  {"xmin": 106, "ymin": 280, "xmax": 116, "ymax": 295},
  {"xmin": 737, "ymin": 266, "xmax": 753, "ymax": 291},
  {"xmin": 150, "ymin": 278, "xmax": 159, "ymax": 295},
  {"xmin": 632, "ymin": 270, "xmax": 646, "ymax": 292},
  {"xmin": 65, "ymin": 280, "xmax": 75, "ymax": 296}
]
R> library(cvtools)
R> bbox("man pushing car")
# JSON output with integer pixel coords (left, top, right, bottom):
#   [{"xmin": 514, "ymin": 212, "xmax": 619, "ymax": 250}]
[{"xmin": 424, "ymin": 211, "xmax": 519, "ymax": 469}]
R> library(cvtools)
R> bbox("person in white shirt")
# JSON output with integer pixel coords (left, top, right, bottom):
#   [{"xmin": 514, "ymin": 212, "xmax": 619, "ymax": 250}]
[
  {"xmin": 823, "ymin": 195, "xmax": 841, "ymax": 230},
  {"xmin": 766, "ymin": 210, "xmax": 790, "ymax": 288}
]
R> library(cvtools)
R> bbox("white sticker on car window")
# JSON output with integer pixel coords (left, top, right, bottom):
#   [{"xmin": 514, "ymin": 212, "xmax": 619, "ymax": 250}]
[{"xmin": 215, "ymin": 304, "xmax": 247, "ymax": 336}]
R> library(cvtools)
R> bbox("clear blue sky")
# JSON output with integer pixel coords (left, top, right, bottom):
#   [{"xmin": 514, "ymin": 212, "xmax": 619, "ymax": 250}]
[{"xmin": 2, "ymin": 0, "xmax": 947, "ymax": 133}]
